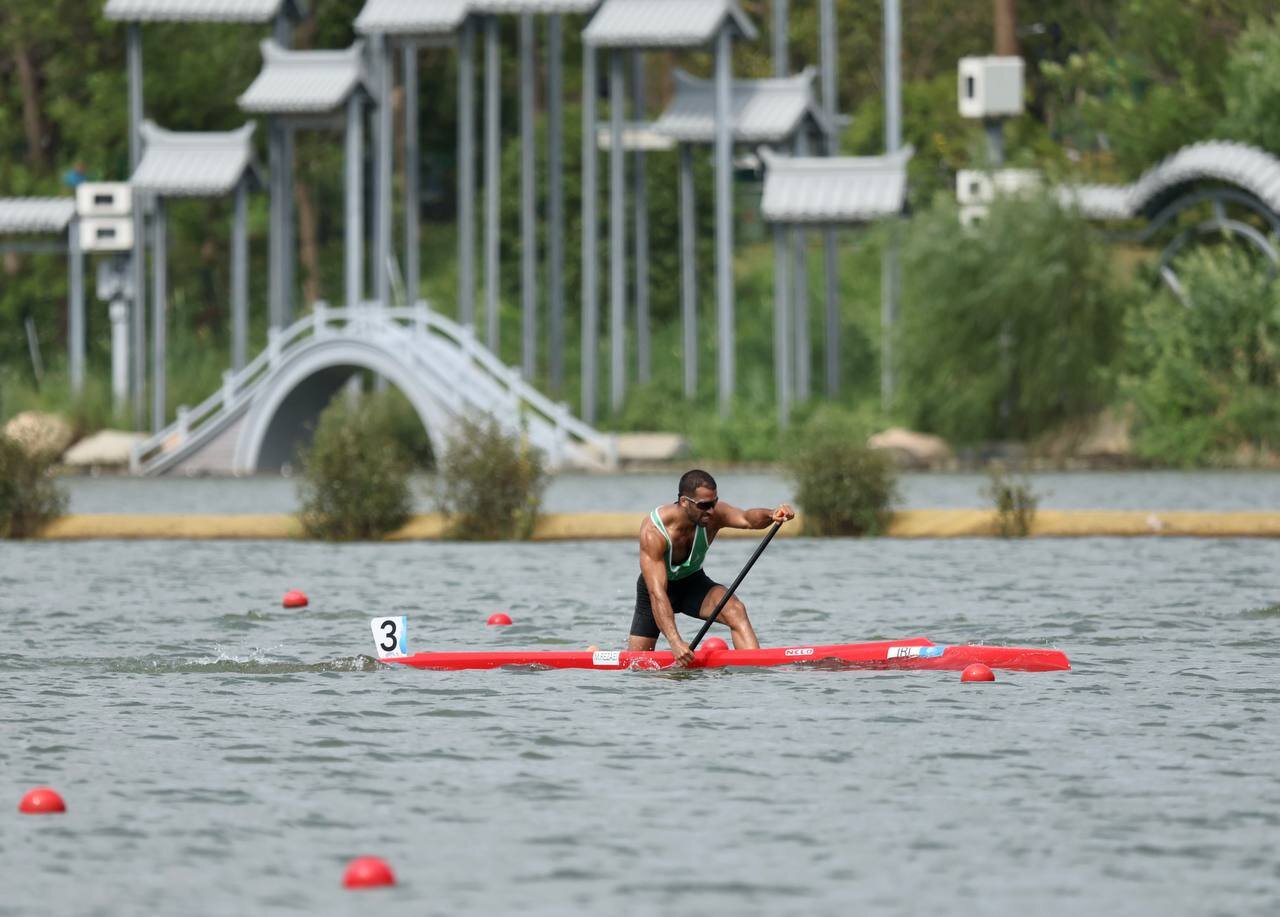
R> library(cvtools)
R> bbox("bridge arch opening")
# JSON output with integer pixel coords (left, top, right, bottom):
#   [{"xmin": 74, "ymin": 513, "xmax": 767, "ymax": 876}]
[
  {"xmin": 236, "ymin": 338, "xmax": 454, "ymax": 475},
  {"xmin": 255, "ymin": 367, "xmax": 435, "ymax": 473}
]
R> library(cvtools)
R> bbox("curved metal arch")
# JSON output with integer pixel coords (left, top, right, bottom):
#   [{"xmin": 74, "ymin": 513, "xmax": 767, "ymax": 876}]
[
  {"xmin": 1137, "ymin": 186, "xmax": 1280, "ymax": 245},
  {"xmin": 1159, "ymin": 218, "xmax": 1279, "ymax": 304},
  {"xmin": 233, "ymin": 337, "xmax": 454, "ymax": 474}
]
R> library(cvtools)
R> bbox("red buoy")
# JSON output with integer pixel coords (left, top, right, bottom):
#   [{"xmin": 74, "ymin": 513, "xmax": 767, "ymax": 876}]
[
  {"xmin": 282, "ymin": 590, "xmax": 309, "ymax": 608},
  {"xmin": 19, "ymin": 787, "xmax": 66, "ymax": 815},
  {"xmin": 961, "ymin": 662, "xmax": 996, "ymax": 683},
  {"xmin": 700, "ymin": 637, "xmax": 729, "ymax": 652},
  {"xmin": 343, "ymin": 856, "xmax": 395, "ymax": 889},
  {"xmin": 486, "ymin": 612, "xmax": 513, "ymax": 626}
]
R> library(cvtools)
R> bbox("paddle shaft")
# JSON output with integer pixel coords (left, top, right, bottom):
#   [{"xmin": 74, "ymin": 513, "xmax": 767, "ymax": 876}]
[{"xmin": 688, "ymin": 521, "xmax": 783, "ymax": 650}]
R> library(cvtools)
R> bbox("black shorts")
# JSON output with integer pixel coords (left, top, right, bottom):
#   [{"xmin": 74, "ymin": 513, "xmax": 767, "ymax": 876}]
[{"xmin": 630, "ymin": 569, "xmax": 719, "ymax": 640}]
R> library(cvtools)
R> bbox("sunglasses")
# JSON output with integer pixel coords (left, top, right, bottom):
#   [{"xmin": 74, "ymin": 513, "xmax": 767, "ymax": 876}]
[{"xmin": 681, "ymin": 495, "xmax": 718, "ymax": 512}]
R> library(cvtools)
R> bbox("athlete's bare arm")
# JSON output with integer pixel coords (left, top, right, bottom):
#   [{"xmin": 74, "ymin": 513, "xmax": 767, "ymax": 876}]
[
  {"xmin": 711, "ymin": 502, "xmax": 795, "ymax": 533},
  {"xmin": 637, "ymin": 518, "xmax": 695, "ymax": 666}
]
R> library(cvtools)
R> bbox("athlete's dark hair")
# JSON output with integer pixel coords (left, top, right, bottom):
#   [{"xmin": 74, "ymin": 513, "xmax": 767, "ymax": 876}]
[{"xmin": 677, "ymin": 469, "xmax": 717, "ymax": 500}]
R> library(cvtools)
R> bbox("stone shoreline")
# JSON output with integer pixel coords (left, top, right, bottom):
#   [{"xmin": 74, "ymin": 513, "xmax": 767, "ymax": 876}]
[{"xmin": 32, "ymin": 510, "xmax": 1280, "ymax": 540}]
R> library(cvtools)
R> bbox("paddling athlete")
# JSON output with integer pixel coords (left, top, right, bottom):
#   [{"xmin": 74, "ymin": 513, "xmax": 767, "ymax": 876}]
[{"xmin": 631, "ymin": 469, "xmax": 794, "ymax": 666}]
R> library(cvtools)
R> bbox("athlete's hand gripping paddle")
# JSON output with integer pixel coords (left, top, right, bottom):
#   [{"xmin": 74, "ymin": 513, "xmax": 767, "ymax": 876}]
[{"xmin": 688, "ymin": 521, "xmax": 783, "ymax": 652}]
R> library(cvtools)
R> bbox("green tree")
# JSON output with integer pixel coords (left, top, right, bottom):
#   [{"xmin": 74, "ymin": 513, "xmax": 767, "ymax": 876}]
[
  {"xmin": 896, "ymin": 193, "xmax": 1127, "ymax": 443},
  {"xmin": 1218, "ymin": 14, "xmax": 1280, "ymax": 151},
  {"xmin": 1123, "ymin": 248, "xmax": 1280, "ymax": 466},
  {"xmin": 436, "ymin": 415, "xmax": 547, "ymax": 540},
  {"xmin": 297, "ymin": 392, "xmax": 413, "ymax": 541}
]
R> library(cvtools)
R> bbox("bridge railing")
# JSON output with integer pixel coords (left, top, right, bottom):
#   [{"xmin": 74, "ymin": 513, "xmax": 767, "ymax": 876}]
[
  {"xmin": 131, "ymin": 301, "xmax": 616, "ymax": 474},
  {"xmin": 403, "ymin": 302, "xmax": 615, "ymax": 462}
]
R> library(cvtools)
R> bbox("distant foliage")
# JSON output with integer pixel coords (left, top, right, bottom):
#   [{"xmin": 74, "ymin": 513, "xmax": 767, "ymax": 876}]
[
  {"xmin": 896, "ymin": 194, "xmax": 1128, "ymax": 444},
  {"xmin": 786, "ymin": 426, "xmax": 898, "ymax": 537},
  {"xmin": 1123, "ymin": 249, "xmax": 1280, "ymax": 466},
  {"xmin": 297, "ymin": 394, "xmax": 413, "ymax": 541},
  {"xmin": 436, "ymin": 415, "xmax": 548, "ymax": 541},
  {"xmin": 0, "ymin": 434, "xmax": 68, "ymax": 538},
  {"xmin": 984, "ymin": 465, "xmax": 1040, "ymax": 538},
  {"xmin": 1217, "ymin": 15, "xmax": 1280, "ymax": 153}
]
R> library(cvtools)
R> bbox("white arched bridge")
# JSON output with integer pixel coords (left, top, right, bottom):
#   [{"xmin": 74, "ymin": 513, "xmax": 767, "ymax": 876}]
[{"xmin": 130, "ymin": 303, "xmax": 618, "ymax": 476}]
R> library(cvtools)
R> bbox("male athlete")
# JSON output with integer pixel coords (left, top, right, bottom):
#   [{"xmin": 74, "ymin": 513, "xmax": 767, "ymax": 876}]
[{"xmin": 631, "ymin": 469, "xmax": 794, "ymax": 666}]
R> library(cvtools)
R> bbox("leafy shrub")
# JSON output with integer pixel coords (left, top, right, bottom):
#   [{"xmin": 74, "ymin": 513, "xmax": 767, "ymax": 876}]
[
  {"xmin": 0, "ymin": 434, "xmax": 68, "ymax": 538},
  {"xmin": 786, "ymin": 428, "xmax": 899, "ymax": 536},
  {"xmin": 1122, "ymin": 248, "xmax": 1280, "ymax": 466},
  {"xmin": 296, "ymin": 394, "xmax": 413, "ymax": 541},
  {"xmin": 436, "ymin": 415, "xmax": 548, "ymax": 540},
  {"xmin": 984, "ymin": 465, "xmax": 1040, "ymax": 537},
  {"xmin": 896, "ymin": 193, "xmax": 1128, "ymax": 444},
  {"xmin": 366, "ymin": 386, "xmax": 435, "ymax": 470}
]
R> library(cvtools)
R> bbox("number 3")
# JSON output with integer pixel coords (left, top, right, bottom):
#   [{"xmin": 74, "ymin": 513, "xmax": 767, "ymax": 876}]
[{"xmin": 380, "ymin": 619, "xmax": 398, "ymax": 652}]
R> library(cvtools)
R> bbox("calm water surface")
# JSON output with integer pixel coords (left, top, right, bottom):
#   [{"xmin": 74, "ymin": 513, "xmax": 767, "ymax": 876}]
[
  {"xmin": 3, "ymin": 536, "xmax": 1279, "ymax": 915},
  {"xmin": 62, "ymin": 469, "xmax": 1280, "ymax": 515}
]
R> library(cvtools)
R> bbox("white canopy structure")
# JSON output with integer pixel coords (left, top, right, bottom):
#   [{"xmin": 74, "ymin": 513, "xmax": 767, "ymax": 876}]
[{"xmin": 131, "ymin": 121, "xmax": 261, "ymax": 431}]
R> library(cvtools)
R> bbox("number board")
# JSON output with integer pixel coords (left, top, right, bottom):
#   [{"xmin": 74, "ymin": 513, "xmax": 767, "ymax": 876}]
[{"xmin": 370, "ymin": 616, "xmax": 408, "ymax": 659}]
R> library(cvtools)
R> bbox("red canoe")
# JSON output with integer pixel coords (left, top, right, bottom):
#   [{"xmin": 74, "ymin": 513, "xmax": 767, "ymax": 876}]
[{"xmin": 381, "ymin": 637, "xmax": 1070, "ymax": 672}]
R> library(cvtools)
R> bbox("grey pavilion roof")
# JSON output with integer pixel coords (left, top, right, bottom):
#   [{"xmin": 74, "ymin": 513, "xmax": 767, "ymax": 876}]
[
  {"xmin": 354, "ymin": 0, "xmax": 469, "ymax": 35},
  {"xmin": 760, "ymin": 147, "xmax": 914, "ymax": 224},
  {"xmin": 584, "ymin": 0, "xmax": 756, "ymax": 48},
  {"xmin": 104, "ymin": 0, "xmax": 304, "ymax": 22},
  {"xmin": 1057, "ymin": 141, "xmax": 1280, "ymax": 220},
  {"xmin": 238, "ymin": 41, "xmax": 370, "ymax": 115},
  {"xmin": 131, "ymin": 122, "xmax": 260, "ymax": 196},
  {"xmin": 470, "ymin": 0, "xmax": 601, "ymax": 13},
  {"xmin": 652, "ymin": 69, "xmax": 829, "ymax": 145},
  {"xmin": 0, "ymin": 198, "xmax": 76, "ymax": 234}
]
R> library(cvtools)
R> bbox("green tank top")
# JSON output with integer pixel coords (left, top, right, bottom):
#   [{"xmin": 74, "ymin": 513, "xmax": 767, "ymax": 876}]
[{"xmin": 650, "ymin": 507, "xmax": 709, "ymax": 582}]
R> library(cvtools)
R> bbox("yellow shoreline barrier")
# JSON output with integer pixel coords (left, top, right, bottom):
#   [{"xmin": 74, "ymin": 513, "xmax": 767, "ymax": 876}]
[{"xmin": 32, "ymin": 510, "xmax": 1280, "ymax": 540}]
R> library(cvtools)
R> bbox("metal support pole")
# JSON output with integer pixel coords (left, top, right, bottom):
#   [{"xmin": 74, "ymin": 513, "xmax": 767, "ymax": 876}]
[
  {"xmin": 520, "ymin": 14, "xmax": 537, "ymax": 379},
  {"xmin": 823, "ymin": 226, "xmax": 839, "ymax": 396},
  {"xmin": 273, "ymin": 13, "xmax": 291, "ymax": 47},
  {"xmin": 985, "ymin": 119, "xmax": 1005, "ymax": 166},
  {"xmin": 632, "ymin": 51, "xmax": 650, "ymax": 385},
  {"xmin": 819, "ymin": 0, "xmax": 837, "ymax": 128},
  {"xmin": 375, "ymin": 33, "xmax": 393, "ymax": 306},
  {"xmin": 792, "ymin": 131, "xmax": 809, "ymax": 401},
  {"xmin": 484, "ymin": 16, "xmax": 501, "ymax": 350},
  {"xmin": 882, "ymin": 0, "xmax": 902, "ymax": 408},
  {"xmin": 232, "ymin": 180, "xmax": 248, "ymax": 370},
  {"xmin": 151, "ymin": 198, "xmax": 167, "ymax": 431},
  {"xmin": 345, "ymin": 94, "xmax": 364, "ymax": 307},
  {"xmin": 110, "ymin": 300, "xmax": 129, "ymax": 415},
  {"xmin": 68, "ymin": 219, "xmax": 84, "ymax": 394},
  {"xmin": 819, "ymin": 0, "xmax": 840, "ymax": 397},
  {"xmin": 269, "ymin": 117, "xmax": 284, "ymax": 327},
  {"xmin": 403, "ymin": 42, "xmax": 419, "ymax": 303},
  {"xmin": 457, "ymin": 19, "xmax": 475, "ymax": 324},
  {"xmin": 127, "ymin": 23, "xmax": 145, "ymax": 427},
  {"xmin": 130, "ymin": 204, "xmax": 146, "ymax": 428},
  {"xmin": 546, "ymin": 15, "xmax": 565, "ymax": 394},
  {"xmin": 772, "ymin": 0, "xmax": 788, "ymax": 76},
  {"xmin": 580, "ymin": 43, "xmax": 599, "ymax": 423},
  {"xmin": 884, "ymin": 0, "xmax": 901, "ymax": 153},
  {"xmin": 773, "ymin": 223, "xmax": 791, "ymax": 426},
  {"xmin": 608, "ymin": 51, "xmax": 626, "ymax": 412},
  {"xmin": 679, "ymin": 142, "xmax": 697, "ymax": 399},
  {"xmin": 881, "ymin": 224, "xmax": 899, "ymax": 409},
  {"xmin": 714, "ymin": 28, "xmax": 735, "ymax": 416},
  {"xmin": 282, "ymin": 124, "xmax": 295, "ymax": 321}
]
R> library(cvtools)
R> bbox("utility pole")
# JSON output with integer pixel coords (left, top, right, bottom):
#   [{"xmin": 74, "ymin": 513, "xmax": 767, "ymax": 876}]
[{"xmin": 995, "ymin": 0, "xmax": 1018, "ymax": 56}]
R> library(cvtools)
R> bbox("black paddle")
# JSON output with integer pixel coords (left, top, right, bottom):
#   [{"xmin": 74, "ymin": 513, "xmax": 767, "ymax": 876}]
[{"xmin": 688, "ymin": 520, "xmax": 784, "ymax": 651}]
